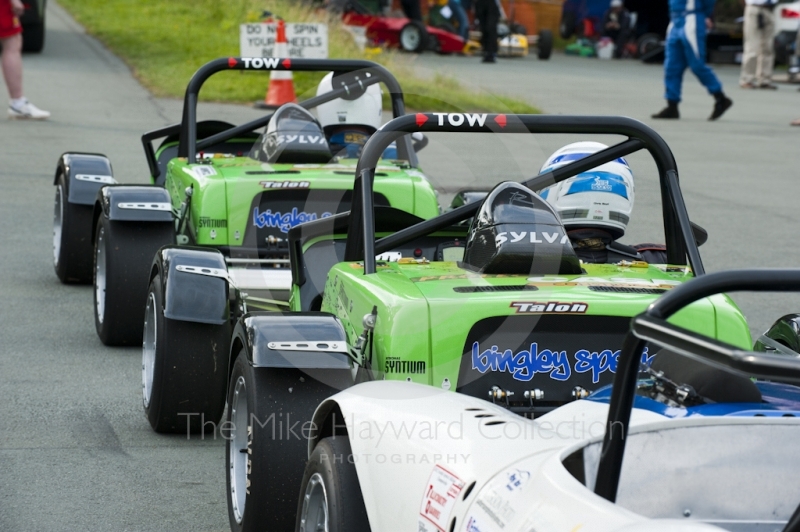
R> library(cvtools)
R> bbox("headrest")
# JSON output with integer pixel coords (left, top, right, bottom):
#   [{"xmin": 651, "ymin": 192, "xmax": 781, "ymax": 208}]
[
  {"xmin": 251, "ymin": 103, "xmax": 332, "ymax": 164},
  {"xmin": 462, "ymin": 182, "xmax": 582, "ymax": 275}
]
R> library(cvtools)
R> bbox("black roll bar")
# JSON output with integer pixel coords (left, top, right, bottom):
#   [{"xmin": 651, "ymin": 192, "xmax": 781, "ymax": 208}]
[
  {"xmin": 594, "ymin": 268, "xmax": 800, "ymax": 503},
  {"xmin": 344, "ymin": 113, "xmax": 699, "ymax": 275},
  {"xmin": 141, "ymin": 57, "xmax": 416, "ymax": 176}
]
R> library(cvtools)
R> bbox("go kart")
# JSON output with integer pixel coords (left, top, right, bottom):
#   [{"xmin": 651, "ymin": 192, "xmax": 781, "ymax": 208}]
[
  {"xmin": 51, "ymin": 56, "xmax": 438, "ymax": 434},
  {"xmin": 297, "ymin": 268, "xmax": 800, "ymax": 531},
  {"xmin": 222, "ymin": 112, "xmax": 754, "ymax": 530}
]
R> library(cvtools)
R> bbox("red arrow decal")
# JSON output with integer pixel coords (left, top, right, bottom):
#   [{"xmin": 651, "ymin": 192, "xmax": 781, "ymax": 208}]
[
  {"xmin": 415, "ymin": 113, "xmax": 428, "ymax": 127},
  {"xmin": 282, "ymin": 58, "xmax": 291, "ymax": 69},
  {"xmin": 494, "ymin": 114, "xmax": 507, "ymax": 128},
  {"xmin": 228, "ymin": 57, "xmax": 237, "ymax": 68}
]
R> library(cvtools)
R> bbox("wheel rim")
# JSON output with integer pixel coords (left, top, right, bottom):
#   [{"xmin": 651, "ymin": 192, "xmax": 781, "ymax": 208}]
[
  {"xmin": 401, "ymin": 27, "xmax": 420, "ymax": 50},
  {"xmin": 299, "ymin": 472, "xmax": 329, "ymax": 532},
  {"xmin": 142, "ymin": 292, "xmax": 157, "ymax": 408},
  {"xmin": 95, "ymin": 226, "xmax": 106, "ymax": 323},
  {"xmin": 229, "ymin": 375, "xmax": 249, "ymax": 524},
  {"xmin": 53, "ymin": 185, "xmax": 63, "ymax": 267}
]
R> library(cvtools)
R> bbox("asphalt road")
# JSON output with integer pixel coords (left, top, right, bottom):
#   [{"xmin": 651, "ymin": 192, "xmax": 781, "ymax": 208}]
[{"xmin": 1, "ymin": 3, "xmax": 799, "ymax": 531}]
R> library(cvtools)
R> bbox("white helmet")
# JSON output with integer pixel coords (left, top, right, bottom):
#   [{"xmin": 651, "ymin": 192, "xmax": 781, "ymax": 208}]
[
  {"xmin": 538, "ymin": 142, "xmax": 634, "ymax": 239},
  {"xmin": 315, "ymin": 71, "xmax": 383, "ymax": 133}
]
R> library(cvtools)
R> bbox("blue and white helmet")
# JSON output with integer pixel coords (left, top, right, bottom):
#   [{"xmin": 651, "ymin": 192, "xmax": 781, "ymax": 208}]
[{"xmin": 538, "ymin": 141, "xmax": 634, "ymax": 239}]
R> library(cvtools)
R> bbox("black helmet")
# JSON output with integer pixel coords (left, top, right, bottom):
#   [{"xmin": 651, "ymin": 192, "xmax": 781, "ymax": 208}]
[{"xmin": 463, "ymin": 182, "xmax": 582, "ymax": 275}]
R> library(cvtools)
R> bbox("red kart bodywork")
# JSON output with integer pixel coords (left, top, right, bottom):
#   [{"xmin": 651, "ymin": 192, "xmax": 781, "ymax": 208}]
[{"xmin": 342, "ymin": 12, "xmax": 466, "ymax": 53}]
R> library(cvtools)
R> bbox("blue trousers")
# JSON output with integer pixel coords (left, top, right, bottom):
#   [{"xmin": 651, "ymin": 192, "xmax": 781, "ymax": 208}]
[{"xmin": 663, "ymin": 15, "xmax": 722, "ymax": 102}]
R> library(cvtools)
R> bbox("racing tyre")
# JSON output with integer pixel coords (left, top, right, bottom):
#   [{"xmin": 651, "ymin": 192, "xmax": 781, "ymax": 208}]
[
  {"xmin": 538, "ymin": 29, "xmax": 553, "ymax": 60},
  {"xmin": 636, "ymin": 33, "xmax": 661, "ymax": 58},
  {"xmin": 142, "ymin": 274, "xmax": 229, "ymax": 433},
  {"xmin": 226, "ymin": 353, "xmax": 348, "ymax": 532},
  {"xmin": 93, "ymin": 215, "xmax": 174, "ymax": 346},
  {"xmin": 22, "ymin": 19, "xmax": 45, "ymax": 53},
  {"xmin": 559, "ymin": 11, "xmax": 576, "ymax": 40},
  {"xmin": 53, "ymin": 172, "xmax": 94, "ymax": 284},
  {"xmin": 296, "ymin": 436, "xmax": 371, "ymax": 532},
  {"xmin": 400, "ymin": 20, "xmax": 429, "ymax": 53}
]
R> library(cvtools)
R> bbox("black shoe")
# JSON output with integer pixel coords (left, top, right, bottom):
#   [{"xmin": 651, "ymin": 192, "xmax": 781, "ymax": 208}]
[
  {"xmin": 709, "ymin": 96, "xmax": 732, "ymax": 121},
  {"xmin": 481, "ymin": 54, "xmax": 496, "ymax": 63},
  {"xmin": 651, "ymin": 105, "xmax": 679, "ymax": 119}
]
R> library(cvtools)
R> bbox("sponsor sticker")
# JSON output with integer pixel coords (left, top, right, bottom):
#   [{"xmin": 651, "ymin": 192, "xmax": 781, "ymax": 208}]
[
  {"xmin": 252, "ymin": 207, "xmax": 332, "ymax": 233},
  {"xmin": 260, "ymin": 180, "xmax": 310, "ymax": 189},
  {"xmin": 198, "ymin": 217, "xmax": 227, "ymax": 228},
  {"xmin": 419, "ymin": 465, "xmax": 465, "ymax": 532},
  {"xmin": 511, "ymin": 301, "xmax": 588, "ymax": 314},
  {"xmin": 496, "ymin": 231, "xmax": 569, "ymax": 246},
  {"xmin": 385, "ymin": 357, "xmax": 426, "ymax": 374}
]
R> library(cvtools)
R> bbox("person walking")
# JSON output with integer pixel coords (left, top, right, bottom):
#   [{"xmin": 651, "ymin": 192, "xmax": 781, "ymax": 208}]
[
  {"xmin": 739, "ymin": 0, "xmax": 777, "ymax": 89},
  {"xmin": 652, "ymin": 0, "xmax": 732, "ymax": 121},
  {"xmin": 474, "ymin": 0, "xmax": 500, "ymax": 63},
  {"xmin": 0, "ymin": 0, "xmax": 49, "ymax": 119}
]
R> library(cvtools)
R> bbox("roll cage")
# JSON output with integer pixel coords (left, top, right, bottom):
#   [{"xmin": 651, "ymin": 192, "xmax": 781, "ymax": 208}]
[
  {"xmin": 140, "ymin": 57, "xmax": 417, "ymax": 181},
  {"xmin": 342, "ymin": 113, "xmax": 702, "ymax": 273}
]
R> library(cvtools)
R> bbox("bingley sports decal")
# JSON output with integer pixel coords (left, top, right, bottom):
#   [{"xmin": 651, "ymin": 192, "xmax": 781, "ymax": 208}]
[{"xmin": 456, "ymin": 315, "xmax": 655, "ymax": 403}]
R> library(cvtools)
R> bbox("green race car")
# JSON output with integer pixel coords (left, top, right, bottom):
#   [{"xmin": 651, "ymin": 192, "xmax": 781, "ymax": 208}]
[
  {"xmin": 219, "ymin": 113, "xmax": 755, "ymax": 531},
  {"xmin": 50, "ymin": 56, "xmax": 439, "ymax": 427}
]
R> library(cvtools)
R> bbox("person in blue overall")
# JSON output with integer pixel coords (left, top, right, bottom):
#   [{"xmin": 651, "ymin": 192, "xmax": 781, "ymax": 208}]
[{"xmin": 652, "ymin": 0, "xmax": 733, "ymax": 121}]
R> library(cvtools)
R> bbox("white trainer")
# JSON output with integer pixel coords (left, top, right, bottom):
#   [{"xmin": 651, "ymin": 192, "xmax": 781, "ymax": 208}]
[{"xmin": 8, "ymin": 100, "xmax": 50, "ymax": 120}]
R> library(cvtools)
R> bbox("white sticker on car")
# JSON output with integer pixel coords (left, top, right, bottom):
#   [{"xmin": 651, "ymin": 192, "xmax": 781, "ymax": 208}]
[{"xmin": 419, "ymin": 465, "xmax": 465, "ymax": 532}]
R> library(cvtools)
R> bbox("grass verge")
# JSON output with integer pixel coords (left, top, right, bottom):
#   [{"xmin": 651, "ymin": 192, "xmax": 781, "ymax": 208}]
[{"xmin": 56, "ymin": 0, "xmax": 539, "ymax": 113}]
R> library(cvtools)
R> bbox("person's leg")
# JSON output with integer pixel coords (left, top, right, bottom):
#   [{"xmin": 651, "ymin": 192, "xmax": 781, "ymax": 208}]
[
  {"xmin": 653, "ymin": 24, "xmax": 684, "ymax": 118},
  {"xmin": 758, "ymin": 8, "xmax": 776, "ymax": 86},
  {"xmin": 740, "ymin": 5, "xmax": 758, "ymax": 86},
  {"xmin": 684, "ymin": 15, "xmax": 722, "ymax": 95},
  {"xmin": 449, "ymin": 0, "xmax": 469, "ymax": 41},
  {"xmin": 483, "ymin": 2, "xmax": 499, "ymax": 56},
  {"xmin": 0, "ymin": 33, "xmax": 23, "ymax": 99}
]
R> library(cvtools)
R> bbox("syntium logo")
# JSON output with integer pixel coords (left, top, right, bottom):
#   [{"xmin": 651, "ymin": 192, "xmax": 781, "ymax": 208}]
[
  {"xmin": 511, "ymin": 301, "xmax": 588, "ymax": 314},
  {"xmin": 385, "ymin": 357, "xmax": 426, "ymax": 374},
  {"xmin": 252, "ymin": 207, "xmax": 332, "ymax": 233},
  {"xmin": 198, "ymin": 217, "xmax": 227, "ymax": 228}
]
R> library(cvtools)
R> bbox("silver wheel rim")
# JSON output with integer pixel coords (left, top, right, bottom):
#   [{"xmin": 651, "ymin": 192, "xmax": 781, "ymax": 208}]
[
  {"xmin": 299, "ymin": 472, "xmax": 329, "ymax": 532},
  {"xmin": 95, "ymin": 226, "xmax": 106, "ymax": 323},
  {"xmin": 401, "ymin": 27, "xmax": 420, "ymax": 50},
  {"xmin": 53, "ymin": 185, "xmax": 63, "ymax": 267},
  {"xmin": 230, "ymin": 375, "xmax": 249, "ymax": 524},
  {"xmin": 142, "ymin": 292, "xmax": 157, "ymax": 408}
]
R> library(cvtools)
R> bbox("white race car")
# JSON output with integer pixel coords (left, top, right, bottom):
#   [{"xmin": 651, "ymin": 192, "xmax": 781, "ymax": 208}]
[{"xmin": 296, "ymin": 269, "xmax": 800, "ymax": 532}]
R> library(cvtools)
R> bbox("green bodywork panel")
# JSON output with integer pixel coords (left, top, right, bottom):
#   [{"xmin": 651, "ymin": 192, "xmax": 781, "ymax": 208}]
[
  {"xmin": 161, "ymin": 155, "xmax": 439, "ymax": 246},
  {"xmin": 320, "ymin": 260, "xmax": 751, "ymax": 389}
]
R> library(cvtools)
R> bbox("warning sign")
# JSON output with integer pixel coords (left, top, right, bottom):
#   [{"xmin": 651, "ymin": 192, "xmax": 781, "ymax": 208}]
[
  {"xmin": 239, "ymin": 23, "xmax": 328, "ymax": 59},
  {"xmin": 419, "ymin": 465, "xmax": 465, "ymax": 532}
]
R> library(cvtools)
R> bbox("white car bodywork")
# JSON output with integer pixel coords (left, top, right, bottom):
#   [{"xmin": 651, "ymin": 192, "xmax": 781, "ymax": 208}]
[
  {"xmin": 310, "ymin": 381, "xmax": 800, "ymax": 532},
  {"xmin": 777, "ymin": 1, "xmax": 800, "ymax": 36}
]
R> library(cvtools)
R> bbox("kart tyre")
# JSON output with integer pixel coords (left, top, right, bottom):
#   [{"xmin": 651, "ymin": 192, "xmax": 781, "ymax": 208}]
[
  {"xmin": 226, "ymin": 353, "xmax": 339, "ymax": 532},
  {"xmin": 636, "ymin": 32, "xmax": 661, "ymax": 58},
  {"xmin": 559, "ymin": 10, "xmax": 576, "ymax": 40},
  {"xmin": 400, "ymin": 20, "xmax": 428, "ymax": 53},
  {"xmin": 53, "ymin": 172, "xmax": 94, "ymax": 284},
  {"xmin": 538, "ymin": 29, "xmax": 553, "ymax": 60},
  {"xmin": 93, "ymin": 215, "xmax": 174, "ymax": 346},
  {"xmin": 142, "ymin": 274, "xmax": 229, "ymax": 434},
  {"xmin": 22, "ymin": 18, "xmax": 45, "ymax": 53},
  {"xmin": 296, "ymin": 436, "xmax": 371, "ymax": 532}
]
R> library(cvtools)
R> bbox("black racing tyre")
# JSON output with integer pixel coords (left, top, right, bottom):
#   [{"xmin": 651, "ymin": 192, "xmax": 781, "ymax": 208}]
[
  {"xmin": 296, "ymin": 436, "xmax": 371, "ymax": 532},
  {"xmin": 400, "ymin": 20, "xmax": 429, "ymax": 53},
  {"xmin": 636, "ymin": 32, "xmax": 661, "ymax": 58},
  {"xmin": 538, "ymin": 29, "xmax": 554, "ymax": 60},
  {"xmin": 142, "ymin": 274, "xmax": 229, "ymax": 433},
  {"xmin": 226, "ymin": 353, "xmax": 350, "ymax": 532},
  {"xmin": 559, "ymin": 10, "xmax": 576, "ymax": 40},
  {"xmin": 510, "ymin": 23, "xmax": 528, "ymax": 36},
  {"xmin": 22, "ymin": 19, "xmax": 45, "ymax": 53},
  {"xmin": 93, "ymin": 215, "xmax": 174, "ymax": 346},
  {"xmin": 53, "ymin": 172, "xmax": 94, "ymax": 284}
]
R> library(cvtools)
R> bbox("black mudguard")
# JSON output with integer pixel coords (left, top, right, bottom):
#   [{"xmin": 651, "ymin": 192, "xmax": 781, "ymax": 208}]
[
  {"xmin": 96, "ymin": 185, "xmax": 174, "ymax": 223},
  {"xmin": 56, "ymin": 152, "xmax": 116, "ymax": 206},
  {"xmin": 754, "ymin": 314, "xmax": 800, "ymax": 355},
  {"xmin": 151, "ymin": 246, "xmax": 229, "ymax": 325}
]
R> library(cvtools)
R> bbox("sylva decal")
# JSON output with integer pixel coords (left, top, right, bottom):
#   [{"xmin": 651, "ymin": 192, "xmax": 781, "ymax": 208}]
[
  {"xmin": 267, "ymin": 134, "xmax": 327, "ymax": 145},
  {"xmin": 471, "ymin": 343, "xmax": 654, "ymax": 384},
  {"xmin": 511, "ymin": 301, "xmax": 588, "ymax": 314},
  {"xmin": 252, "ymin": 207, "xmax": 332, "ymax": 233},
  {"xmin": 198, "ymin": 217, "xmax": 227, "ymax": 228},
  {"xmin": 260, "ymin": 180, "xmax": 310, "ymax": 189},
  {"xmin": 385, "ymin": 357, "xmax": 426, "ymax": 374},
  {"xmin": 496, "ymin": 231, "xmax": 569, "ymax": 245}
]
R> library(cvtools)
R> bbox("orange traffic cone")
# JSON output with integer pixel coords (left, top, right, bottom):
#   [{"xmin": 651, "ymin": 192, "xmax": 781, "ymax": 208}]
[{"xmin": 259, "ymin": 19, "xmax": 297, "ymax": 108}]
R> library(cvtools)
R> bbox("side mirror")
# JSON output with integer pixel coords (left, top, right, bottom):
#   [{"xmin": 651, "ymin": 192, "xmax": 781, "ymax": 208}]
[{"xmin": 691, "ymin": 221, "xmax": 708, "ymax": 247}]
